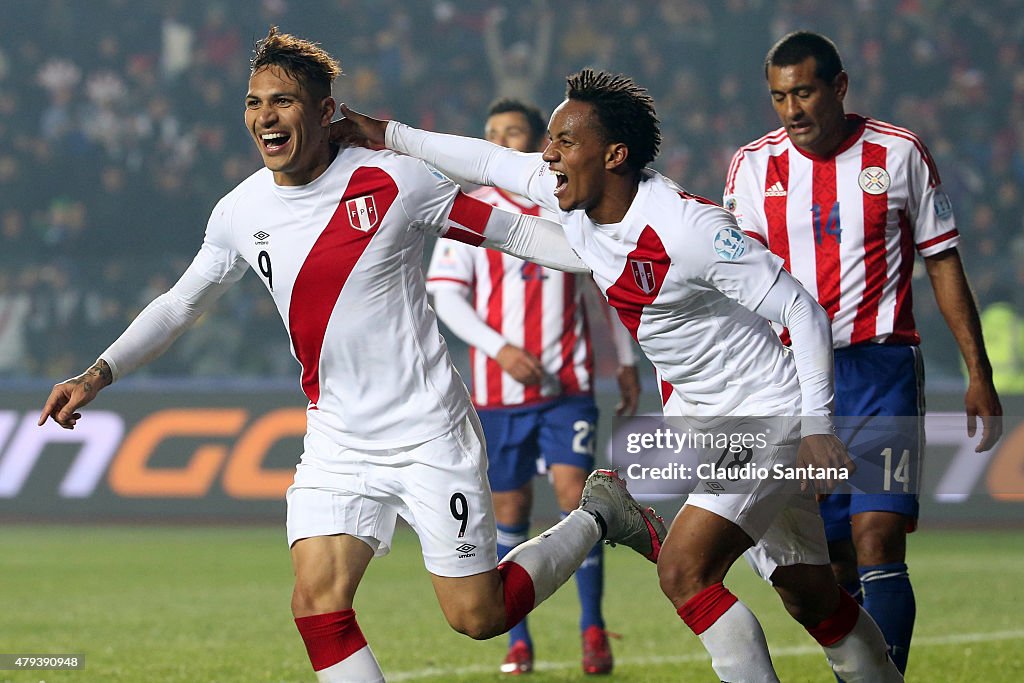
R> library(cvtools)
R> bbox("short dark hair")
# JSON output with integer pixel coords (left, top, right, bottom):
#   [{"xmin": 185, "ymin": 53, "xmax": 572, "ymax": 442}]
[
  {"xmin": 486, "ymin": 98, "xmax": 547, "ymax": 147},
  {"xmin": 565, "ymin": 68, "xmax": 660, "ymax": 171},
  {"xmin": 764, "ymin": 31, "xmax": 844, "ymax": 83},
  {"xmin": 250, "ymin": 26, "xmax": 342, "ymax": 101}
]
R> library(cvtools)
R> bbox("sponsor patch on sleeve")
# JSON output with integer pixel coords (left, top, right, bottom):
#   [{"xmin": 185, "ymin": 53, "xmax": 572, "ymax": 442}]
[
  {"xmin": 933, "ymin": 190, "xmax": 953, "ymax": 219},
  {"xmin": 713, "ymin": 227, "xmax": 747, "ymax": 261}
]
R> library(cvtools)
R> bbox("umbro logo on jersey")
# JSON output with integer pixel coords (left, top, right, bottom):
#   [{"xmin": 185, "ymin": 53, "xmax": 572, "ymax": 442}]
[
  {"xmin": 764, "ymin": 181, "xmax": 787, "ymax": 197},
  {"xmin": 347, "ymin": 195, "xmax": 379, "ymax": 231},
  {"xmin": 630, "ymin": 259, "xmax": 657, "ymax": 295},
  {"xmin": 704, "ymin": 481, "xmax": 726, "ymax": 495},
  {"xmin": 456, "ymin": 543, "xmax": 477, "ymax": 558},
  {"xmin": 254, "ymin": 230, "xmax": 270, "ymax": 245}
]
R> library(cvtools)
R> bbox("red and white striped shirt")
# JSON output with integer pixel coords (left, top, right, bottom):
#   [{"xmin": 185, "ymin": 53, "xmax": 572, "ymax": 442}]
[
  {"xmin": 724, "ymin": 114, "xmax": 958, "ymax": 347},
  {"xmin": 427, "ymin": 187, "xmax": 597, "ymax": 408}
]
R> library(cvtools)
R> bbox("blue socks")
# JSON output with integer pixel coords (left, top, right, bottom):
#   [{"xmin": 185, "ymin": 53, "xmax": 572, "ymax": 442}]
[
  {"xmin": 841, "ymin": 579, "xmax": 863, "ymax": 605},
  {"xmin": 859, "ymin": 562, "xmax": 915, "ymax": 673},
  {"xmin": 571, "ymin": 514, "xmax": 605, "ymax": 631},
  {"xmin": 498, "ymin": 514, "xmax": 606, "ymax": 649}
]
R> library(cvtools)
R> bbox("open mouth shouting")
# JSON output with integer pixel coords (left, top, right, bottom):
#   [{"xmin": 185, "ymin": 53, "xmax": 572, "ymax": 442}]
[
  {"xmin": 551, "ymin": 168, "xmax": 568, "ymax": 197},
  {"xmin": 261, "ymin": 131, "xmax": 292, "ymax": 154}
]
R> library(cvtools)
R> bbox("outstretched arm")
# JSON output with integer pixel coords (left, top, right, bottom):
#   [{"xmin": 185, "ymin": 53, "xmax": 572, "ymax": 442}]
[
  {"xmin": 334, "ymin": 106, "xmax": 552, "ymax": 208},
  {"xmin": 424, "ymin": 191, "xmax": 588, "ymax": 273},
  {"xmin": 925, "ymin": 248, "xmax": 1003, "ymax": 451},
  {"xmin": 38, "ymin": 266, "xmax": 231, "ymax": 429}
]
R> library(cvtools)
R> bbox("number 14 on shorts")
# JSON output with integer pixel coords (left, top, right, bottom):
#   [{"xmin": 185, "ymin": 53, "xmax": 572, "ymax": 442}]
[{"xmin": 881, "ymin": 447, "xmax": 911, "ymax": 492}]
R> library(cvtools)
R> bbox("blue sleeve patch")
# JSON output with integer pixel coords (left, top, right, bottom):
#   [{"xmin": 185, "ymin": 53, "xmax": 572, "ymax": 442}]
[
  {"xmin": 933, "ymin": 190, "xmax": 953, "ymax": 219},
  {"xmin": 713, "ymin": 227, "xmax": 747, "ymax": 260}
]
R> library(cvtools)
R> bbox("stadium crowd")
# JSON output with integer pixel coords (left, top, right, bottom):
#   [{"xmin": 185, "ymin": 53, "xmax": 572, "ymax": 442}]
[{"xmin": 2, "ymin": 0, "xmax": 1022, "ymax": 387}]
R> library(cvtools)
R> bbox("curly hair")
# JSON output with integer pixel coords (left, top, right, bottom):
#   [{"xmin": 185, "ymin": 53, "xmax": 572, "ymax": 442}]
[
  {"xmin": 565, "ymin": 68, "xmax": 661, "ymax": 171},
  {"xmin": 250, "ymin": 27, "xmax": 342, "ymax": 101}
]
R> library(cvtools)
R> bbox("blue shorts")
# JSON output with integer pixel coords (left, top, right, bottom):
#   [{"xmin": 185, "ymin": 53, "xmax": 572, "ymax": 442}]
[
  {"xmin": 819, "ymin": 344, "xmax": 924, "ymax": 542},
  {"xmin": 477, "ymin": 395, "xmax": 599, "ymax": 492}
]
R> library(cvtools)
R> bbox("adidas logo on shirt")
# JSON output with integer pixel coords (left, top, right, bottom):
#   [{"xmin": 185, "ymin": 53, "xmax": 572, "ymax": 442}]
[{"xmin": 764, "ymin": 181, "xmax": 787, "ymax": 197}]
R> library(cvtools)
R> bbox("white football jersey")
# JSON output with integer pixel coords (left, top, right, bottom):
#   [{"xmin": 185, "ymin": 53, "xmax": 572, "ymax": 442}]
[
  {"xmin": 191, "ymin": 146, "xmax": 490, "ymax": 448},
  {"xmin": 724, "ymin": 115, "xmax": 958, "ymax": 347},
  {"xmin": 515, "ymin": 169, "xmax": 802, "ymax": 417},
  {"xmin": 426, "ymin": 186, "xmax": 594, "ymax": 408}
]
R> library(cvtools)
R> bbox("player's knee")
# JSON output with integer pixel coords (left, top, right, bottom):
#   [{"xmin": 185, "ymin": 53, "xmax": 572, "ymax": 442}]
[
  {"xmin": 445, "ymin": 608, "xmax": 504, "ymax": 640},
  {"xmin": 830, "ymin": 559, "xmax": 858, "ymax": 585},
  {"xmin": 551, "ymin": 475, "xmax": 585, "ymax": 511},
  {"xmin": 772, "ymin": 566, "xmax": 840, "ymax": 627},
  {"xmin": 853, "ymin": 525, "xmax": 906, "ymax": 565},
  {"xmin": 291, "ymin": 573, "xmax": 356, "ymax": 616},
  {"xmin": 657, "ymin": 559, "xmax": 719, "ymax": 605},
  {"xmin": 779, "ymin": 589, "xmax": 835, "ymax": 627}
]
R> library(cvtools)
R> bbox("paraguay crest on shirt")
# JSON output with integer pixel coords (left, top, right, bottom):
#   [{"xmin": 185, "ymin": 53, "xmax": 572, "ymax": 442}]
[{"xmin": 347, "ymin": 195, "xmax": 379, "ymax": 231}]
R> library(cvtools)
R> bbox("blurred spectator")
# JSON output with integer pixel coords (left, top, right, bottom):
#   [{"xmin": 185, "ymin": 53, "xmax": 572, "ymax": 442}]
[
  {"xmin": 0, "ymin": 272, "xmax": 33, "ymax": 377},
  {"xmin": 483, "ymin": 0, "xmax": 552, "ymax": 103},
  {"xmin": 2, "ymin": 0, "xmax": 1020, "ymax": 381}
]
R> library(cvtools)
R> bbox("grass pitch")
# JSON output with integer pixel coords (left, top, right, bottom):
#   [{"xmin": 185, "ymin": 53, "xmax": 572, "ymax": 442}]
[{"xmin": 1, "ymin": 524, "xmax": 1021, "ymax": 682}]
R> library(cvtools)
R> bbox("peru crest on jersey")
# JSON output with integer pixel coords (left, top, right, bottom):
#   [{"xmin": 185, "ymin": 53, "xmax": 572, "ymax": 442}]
[{"xmin": 347, "ymin": 195, "xmax": 379, "ymax": 231}]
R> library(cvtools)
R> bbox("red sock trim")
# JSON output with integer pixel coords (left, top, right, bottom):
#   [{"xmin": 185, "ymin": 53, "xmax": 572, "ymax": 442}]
[
  {"xmin": 676, "ymin": 582, "xmax": 739, "ymax": 636},
  {"xmin": 807, "ymin": 589, "xmax": 861, "ymax": 647},
  {"xmin": 295, "ymin": 609, "xmax": 367, "ymax": 672},
  {"xmin": 498, "ymin": 561, "xmax": 536, "ymax": 632}
]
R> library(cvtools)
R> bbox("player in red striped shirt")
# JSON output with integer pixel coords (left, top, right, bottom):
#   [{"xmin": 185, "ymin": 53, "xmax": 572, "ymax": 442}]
[
  {"xmin": 426, "ymin": 99, "xmax": 639, "ymax": 675},
  {"xmin": 724, "ymin": 30, "xmax": 1003, "ymax": 674}
]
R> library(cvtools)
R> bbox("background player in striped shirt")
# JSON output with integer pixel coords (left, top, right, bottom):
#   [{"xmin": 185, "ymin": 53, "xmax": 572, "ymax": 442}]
[
  {"xmin": 37, "ymin": 29, "xmax": 668, "ymax": 683},
  {"xmin": 724, "ymin": 30, "xmax": 1004, "ymax": 674},
  {"xmin": 426, "ymin": 98, "xmax": 639, "ymax": 675}
]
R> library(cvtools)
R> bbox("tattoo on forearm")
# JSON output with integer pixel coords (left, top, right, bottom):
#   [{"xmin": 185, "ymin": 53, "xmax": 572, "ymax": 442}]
[{"xmin": 76, "ymin": 360, "xmax": 112, "ymax": 391}]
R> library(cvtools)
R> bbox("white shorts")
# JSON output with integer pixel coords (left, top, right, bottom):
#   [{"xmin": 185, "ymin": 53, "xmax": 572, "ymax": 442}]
[
  {"xmin": 286, "ymin": 412, "xmax": 498, "ymax": 578},
  {"xmin": 678, "ymin": 414, "xmax": 830, "ymax": 581}
]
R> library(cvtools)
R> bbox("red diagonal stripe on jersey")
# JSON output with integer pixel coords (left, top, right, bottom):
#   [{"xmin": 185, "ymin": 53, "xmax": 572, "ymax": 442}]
[
  {"xmin": 289, "ymin": 166, "xmax": 398, "ymax": 406},
  {"xmin": 811, "ymin": 157, "xmax": 841, "ymax": 320},
  {"xmin": 444, "ymin": 226, "xmax": 486, "ymax": 246},
  {"xmin": 448, "ymin": 192, "xmax": 495, "ymax": 240},
  {"xmin": 485, "ymin": 249, "xmax": 505, "ymax": 404},
  {"xmin": 677, "ymin": 190, "xmax": 719, "ymax": 207},
  {"xmin": 605, "ymin": 226, "xmax": 670, "ymax": 341},
  {"xmin": 851, "ymin": 141, "xmax": 889, "ymax": 343},
  {"xmin": 660, "ymin": 379, "xmax": 674, "ymax": 406}
]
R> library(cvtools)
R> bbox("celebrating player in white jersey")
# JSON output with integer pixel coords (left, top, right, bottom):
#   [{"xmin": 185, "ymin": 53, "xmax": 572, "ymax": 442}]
[
  {"xmin": 724, "ymin": 30, "xmax": 1003, "ymax": 674},
  {"xmin": 36, "ymin": 29, "xmax": 668, "ymax": 683},
  {"xmin": 337, "ymin": 66, "xmax": 904, "ymax": 681},
  {"xmin": 426, "ymin": 98, "xmax": 639, "ymax": 675}
]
